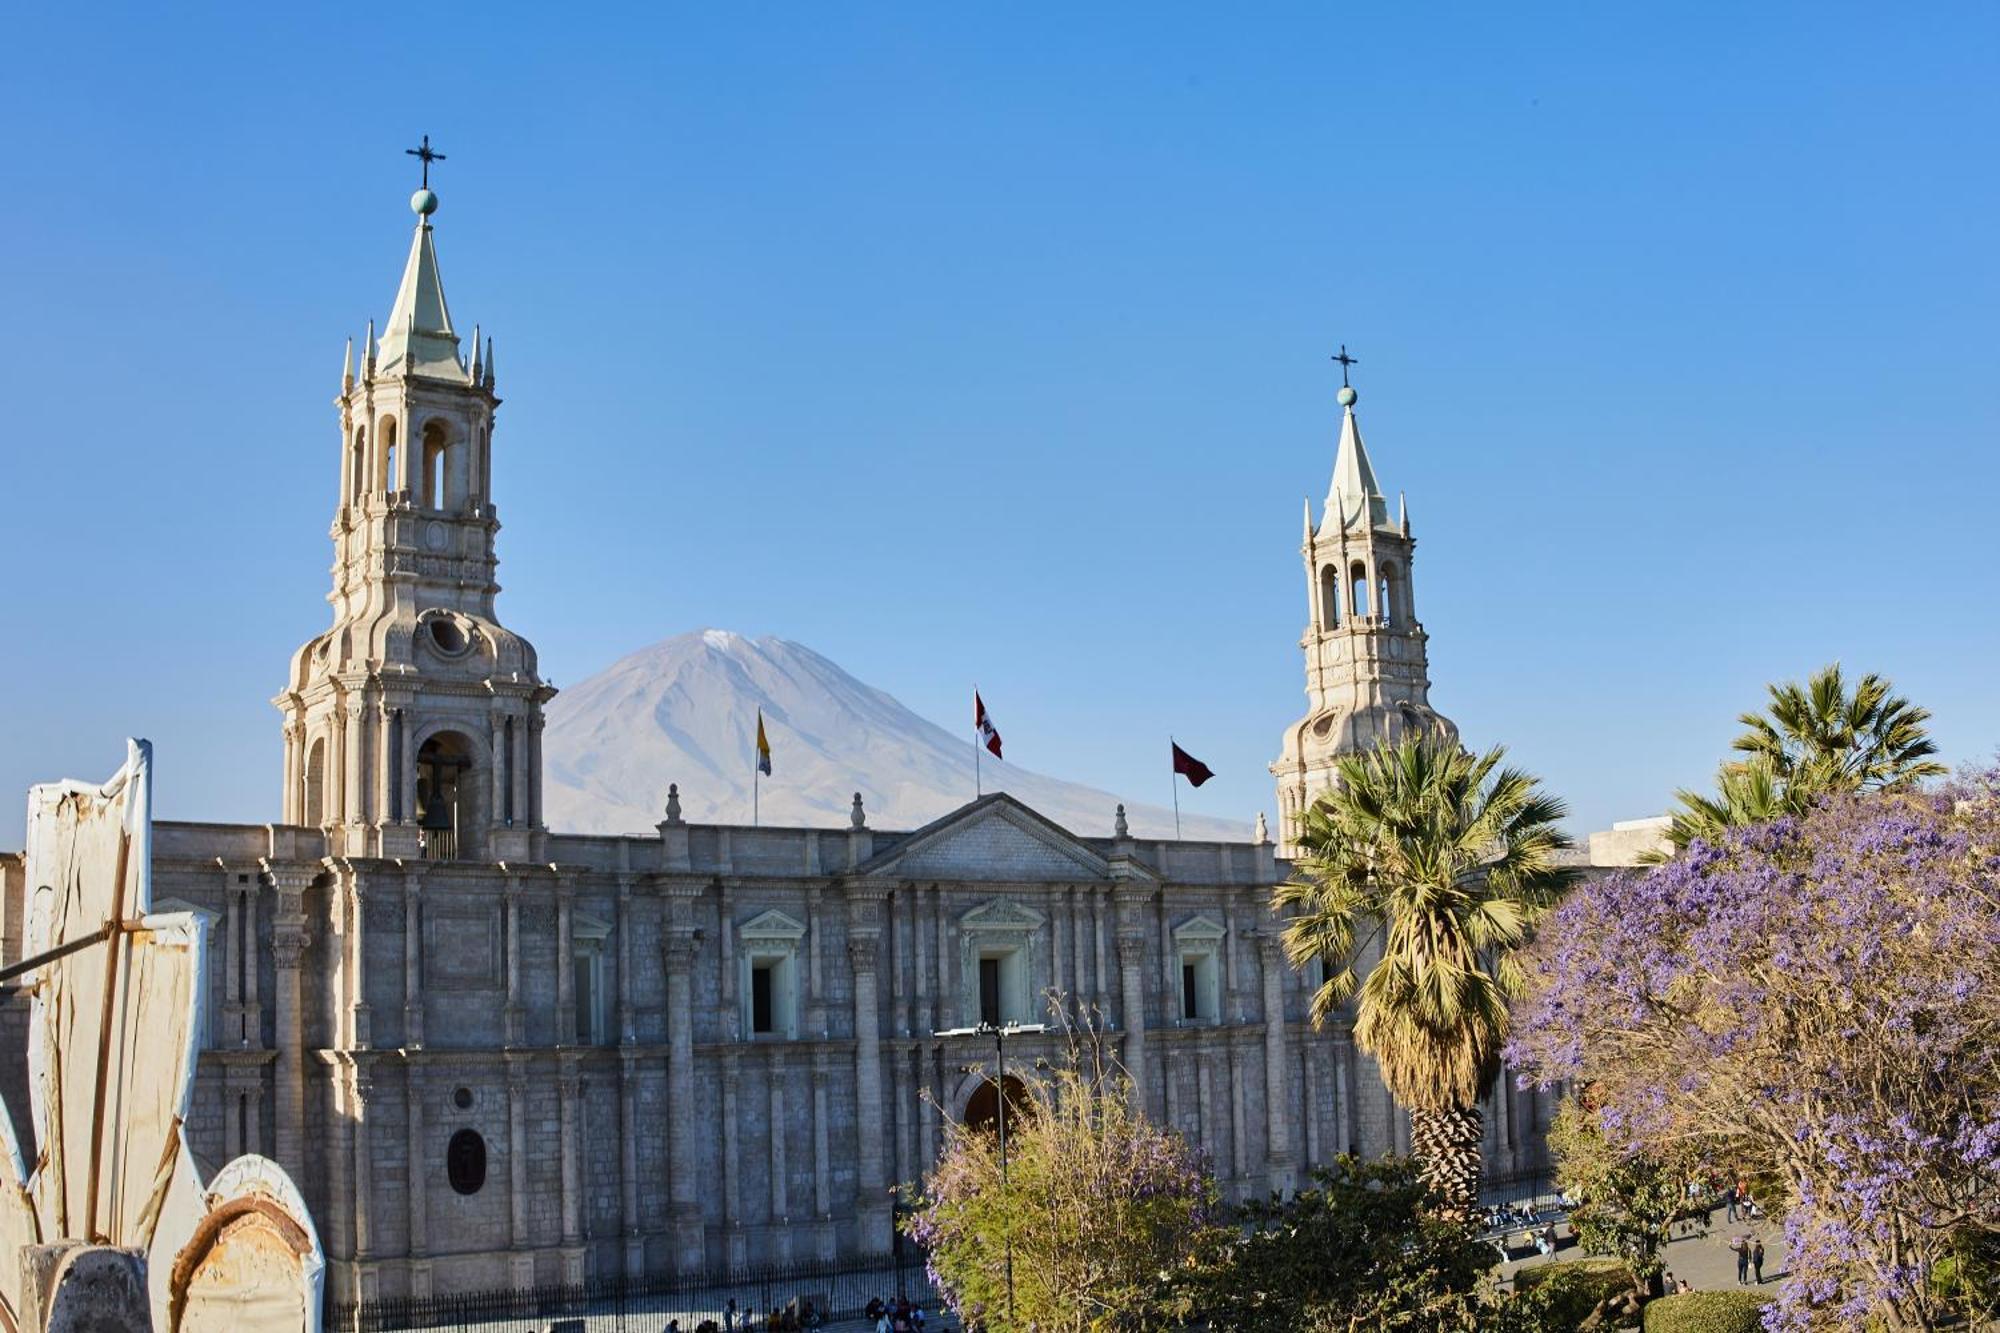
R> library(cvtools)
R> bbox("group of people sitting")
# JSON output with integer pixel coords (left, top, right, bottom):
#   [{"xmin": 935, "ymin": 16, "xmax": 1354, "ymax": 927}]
[{"xmin": 864, "ymin": 1294, "xmax": 929, "ymax": 1332}]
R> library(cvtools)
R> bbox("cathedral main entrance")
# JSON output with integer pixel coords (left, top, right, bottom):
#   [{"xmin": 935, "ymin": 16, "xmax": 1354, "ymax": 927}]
[{"xmin": 961, "ymin": 1075, "xmax": 1031, "ymax": 1136}]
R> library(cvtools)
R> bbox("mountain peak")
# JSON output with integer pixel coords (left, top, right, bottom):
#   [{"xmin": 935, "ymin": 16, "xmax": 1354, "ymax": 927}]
[{"xmin": 543, "ymin": 633, "xmax": 1246, "ymax": 840}]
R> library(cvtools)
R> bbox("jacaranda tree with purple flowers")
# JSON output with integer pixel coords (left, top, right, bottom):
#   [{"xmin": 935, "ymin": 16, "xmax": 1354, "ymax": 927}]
[
  {"xmin": 905, "ymin": 1022, "xmax": 1217, "ymax": 1332},
  {"xmin": 1507, "ymin": 778, "xmax": 2000, "ymax": 1331}
]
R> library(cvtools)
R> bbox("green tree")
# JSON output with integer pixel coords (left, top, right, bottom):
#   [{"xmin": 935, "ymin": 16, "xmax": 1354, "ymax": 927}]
[
  {"xmin": 1547, "ymin": 1095, "xmax": 1699, "ymax": 1297},
  {"xmin": 1274, "ymin": 738, "xmax": 1576, "ymax": 1218},
  {"xmin": 906, "ymin": 1025, "xmax": 1216, "ymax": 1332},
  {"xmin": 1662, "ymin": 663, "xmax": 1944, "ymax": 853},
  {"xmin": 1177, "ymin": 1155, "xmax": 1496, "ymax": 1332}
]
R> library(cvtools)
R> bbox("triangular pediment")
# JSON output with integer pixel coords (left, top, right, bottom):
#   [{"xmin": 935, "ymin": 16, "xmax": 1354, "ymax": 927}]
[
  {"xmin": 1173, "ymin": 914, "xmax": 1226, "ymax": 943},
  {"xmin": 739, "ymin": 909, "xmax": 806, "ymax": 940},
  {"xmin": 858, "ymin": 794, "xmax": 1113, "ymax": 883}
]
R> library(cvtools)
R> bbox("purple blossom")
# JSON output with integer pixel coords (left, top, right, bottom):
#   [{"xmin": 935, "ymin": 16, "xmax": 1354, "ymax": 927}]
[{"xmin": 1509, "ymin": 779, "xmax": 2000, "ymax": 1331}]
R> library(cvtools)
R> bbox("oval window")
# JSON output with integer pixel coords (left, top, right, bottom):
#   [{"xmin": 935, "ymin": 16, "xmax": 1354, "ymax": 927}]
[
  {"xmin": 430, "ymin": 619, "xmax": 467, "ymax": 654},
  {"xmin": 446, "ymin": 1128, "xmax": 487, "ymax": 1195}
]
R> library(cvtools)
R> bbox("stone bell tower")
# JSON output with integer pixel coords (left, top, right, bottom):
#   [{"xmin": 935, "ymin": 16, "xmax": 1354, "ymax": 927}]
[
  {"xmin": 1270, "ymin": 367, "xmax": 1456, "ymax": 857},
  {"xmin": 275, "ymin": 167, "xmax": 553, "ymax": 862}
]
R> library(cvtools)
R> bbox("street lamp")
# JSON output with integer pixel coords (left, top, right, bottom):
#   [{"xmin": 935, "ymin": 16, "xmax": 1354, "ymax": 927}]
[{"xmin": 935, "ymin": 1021, "xmax": 1047, "ymax": 1328}]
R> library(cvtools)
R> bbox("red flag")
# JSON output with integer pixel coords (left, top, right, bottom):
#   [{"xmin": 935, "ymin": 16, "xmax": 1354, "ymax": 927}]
[
  {"xmin": 1171, "ymin": 742, "xmax": 1214, "ymax": 788},
  {"xmin": 975, "ymin": 692, "xmax": 1003, "ymax": 759}
]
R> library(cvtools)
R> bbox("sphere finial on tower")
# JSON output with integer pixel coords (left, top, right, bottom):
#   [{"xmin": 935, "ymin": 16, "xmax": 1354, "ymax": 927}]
[
  {"xmin": 1337, "ymin": 384, "xmax": 1357, "ymax": 407},
  {"xmin": 404, "ymin": 134, "xmax": 446, "ymax": 219}
]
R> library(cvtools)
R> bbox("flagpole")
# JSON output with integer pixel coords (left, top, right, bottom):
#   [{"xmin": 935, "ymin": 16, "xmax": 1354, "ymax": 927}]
[
  {"xmin": 754, "ymin": 758, "xmax": 760, "ymax": 827},
  {"xmin": 974, "ymin": 684, "xmax": 982, "ymax": 800},
  {"xmin": 1170, "ymin": 736, "xmax": 1182, "ymax": 839}
]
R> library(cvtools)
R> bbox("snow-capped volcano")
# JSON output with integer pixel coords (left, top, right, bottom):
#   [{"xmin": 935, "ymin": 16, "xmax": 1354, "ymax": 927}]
[{"xmin": 542, "ymin": 631, "xmax": 1248, "ymax": 841}]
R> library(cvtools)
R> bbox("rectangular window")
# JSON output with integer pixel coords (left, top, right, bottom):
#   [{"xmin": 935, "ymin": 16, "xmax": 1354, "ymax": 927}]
[
  {"xmin": 1182, "ymin": 963, "xmax": 1199, "ymax": 1021},
  {"xmin": 752, "ymin": 963, "xmax": 775, "ymax": 1035},
  {"xmin": 979, "ymin": 957, "xmax": 1002, "ymax": 1026}
]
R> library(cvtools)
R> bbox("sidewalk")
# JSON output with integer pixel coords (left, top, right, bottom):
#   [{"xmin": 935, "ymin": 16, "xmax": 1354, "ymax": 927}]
[{"xmin": 1496, "ymin": 1216, "xmax": 1787, "ymax": 1294}]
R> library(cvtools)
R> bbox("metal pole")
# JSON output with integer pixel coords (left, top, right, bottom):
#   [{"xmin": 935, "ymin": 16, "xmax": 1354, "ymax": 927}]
[
  {"xmin": 995, "ymin": 1024, "xmax": 1013, "ymax": 1329},
  {"xmin": 1170, "ymin": 738, "xmax": 1182, "ymax": 840}
]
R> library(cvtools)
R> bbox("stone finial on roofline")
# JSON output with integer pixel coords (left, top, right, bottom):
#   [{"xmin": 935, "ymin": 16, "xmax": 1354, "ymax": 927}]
[
  {"xmin": 851, "ymin": 792, "xmax": 867, "ymax": 829},
  {"xmin": 1113, "ymin": 804, "xmax": 1129, "ymax": 838},
  {"xmin": 664, "ymin": 783, "xmax": 682, "ymax": 825}
]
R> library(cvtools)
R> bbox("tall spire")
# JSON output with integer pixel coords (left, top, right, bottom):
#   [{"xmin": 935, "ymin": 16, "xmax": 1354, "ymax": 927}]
[
  {"xmin": 373, "ymin": 187, "xmax": 467, "ymax": 381},
  {"xmin": 1318, "ymin": 384, "xmax": 1387, "ymax": 537}
]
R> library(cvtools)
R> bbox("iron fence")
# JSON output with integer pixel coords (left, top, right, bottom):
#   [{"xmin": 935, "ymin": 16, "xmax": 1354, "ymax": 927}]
[{"xmin": 328, "ymin": 1251, "xmax": 945, "ymax": 1333}]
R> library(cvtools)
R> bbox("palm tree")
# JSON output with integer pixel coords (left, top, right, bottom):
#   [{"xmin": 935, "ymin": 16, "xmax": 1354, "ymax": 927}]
[
  {"xmin": 1659, "ymin": 664, "xmax": 1945, "ymax": 855},
  {"xmin": 1273, "ymin": 737, "xmax": 1577, "ymax": 1219},
  {"xmin": 1730, "ymin": 662, "xmax": 1945, "ymax": 794},
  {"xmin": 1657, "ymin": 756, "xmax": 1796, "ymax": 856}
]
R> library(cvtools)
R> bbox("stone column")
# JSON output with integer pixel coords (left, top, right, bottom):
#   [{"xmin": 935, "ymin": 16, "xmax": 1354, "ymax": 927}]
[
  {"xmin": 406, "ymin": 1063, "xmax": 430, "ymax": 1298},
  {"xmin": 1115, "ymin": 932, "xmax": 1148, "ymax": 1109},
  {"xmin": 224, "ymin": 887, "xmax": 241, "ymax": 1029},
  {"xmin": 265, "ymin": 865, "xmax": 312, "ymax": 1185},
  {"xmin": 556, "ymin": 879, "xmax": 576, "ymax": 1045},
  {"xmin": 346, "ymin": 871, "xmax": 371, "ymax": 1049},
  {"xmin": 506, "ymin": 1058, "xmax": 533, "ymax": 1288},
  {"xmin": 489, "ymin": 714, "xmax": 508, "ymax": 833},
  {"xmin": 721, "ymin": 1054, "xmax": 746, "ymax": 1273},
  {"xmin": 526, "ymin": 713, "xmax": 544, "ymax": 828},
  {"xmin": 242, "ymin": 885, "xmax": 260, "ymax": 1040},
  {"xmin": 767, "ymin": 1050, "xmax": 791, "ymax": 1263},
  {"xmin": 618, "ymin": 1050, "xmax": 643, "ymax": 1279},
  {"xmin": 662, "ymin": 928, "xmax": 704, "ymax": 1272},
  {"xmin": 1092, "ymin": 895, "xmax": 1108, "ymax": 1016},
  {"xmin": 1258, "ymin": 934, "xmax": 1294, "ymax": 1195},
  {"xmin": 503, "ymin": 878, "xmax": 524, "ymax": 1046},
  {"xmin": 847, "ymin": 913, "xmax": 891, "ymax": 1254},
  {"xmin": 558, "ymin": 1055, "xmax": 585, "ymax": 1284},
  {"xmin": 1335, "ymin": 1033, "xmax": 1356, "ymax": 1155},
  {"xmin": 616, "ymin": 878, "xmax": 636, "ymax": 1044},
  {"xmin": 403, "ymin": 869, "xmax": 424, "ymax": 1048},
  {"xmin": 350, "ymin": 1063, "xmax": 374, "ymax": 1266},
  {"xmin": 343, "ymin": 700, "xmax": 367, "ymax": 828},
  {"xmin": 811, "ymin": 1052, "xmax": 833, "ymax": 1261}
]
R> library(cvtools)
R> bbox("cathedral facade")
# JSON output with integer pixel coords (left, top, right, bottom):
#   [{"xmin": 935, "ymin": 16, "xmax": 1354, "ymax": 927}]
[{"xmin": 0, "ymin": 186, "xmax": 1569, "ymax": 1303}]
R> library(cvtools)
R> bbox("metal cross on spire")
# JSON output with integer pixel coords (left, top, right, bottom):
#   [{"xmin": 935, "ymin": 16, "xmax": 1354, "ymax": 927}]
[
  {"xmin": 405, "ymin": 134, "xmax": 447, "ymax": 189},
  {"xmin": 1332, "ymin": 344, "xmax": 1359, "ymax": 388}
]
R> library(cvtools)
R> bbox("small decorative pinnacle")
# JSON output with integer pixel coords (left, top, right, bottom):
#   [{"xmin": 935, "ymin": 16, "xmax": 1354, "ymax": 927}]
[
  {"xmin": 664, "ymin": 783, "xmax": 683, "ymax": 825},
  {"xmin": 851, "ymin": 792, "xmax": 867, "ymax": 829},
  {"xmin": 1253, "ymin": 811, "xmax": 1270, "ymax": 845},
  {"xmin": 1114, "ymin": 804, "xmax": 1129, "ymax": 838}
]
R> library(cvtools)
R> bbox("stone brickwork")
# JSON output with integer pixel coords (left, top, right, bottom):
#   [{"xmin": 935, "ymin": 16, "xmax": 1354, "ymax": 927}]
[{"xmin": 23, "ymin": 796, "xmax": 1560, "ymax": 1301}]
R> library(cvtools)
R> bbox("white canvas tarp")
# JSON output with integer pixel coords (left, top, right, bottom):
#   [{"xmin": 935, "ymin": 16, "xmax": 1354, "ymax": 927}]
[{"xmin": 10, "ymin": 741, "xmax": 322, "ymax": 1331}]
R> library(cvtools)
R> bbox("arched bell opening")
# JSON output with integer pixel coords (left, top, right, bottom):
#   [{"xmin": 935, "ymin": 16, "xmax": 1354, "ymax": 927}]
[{"xmin": 415, "ymin": 729, "xmax": 481, "ymax": 860}]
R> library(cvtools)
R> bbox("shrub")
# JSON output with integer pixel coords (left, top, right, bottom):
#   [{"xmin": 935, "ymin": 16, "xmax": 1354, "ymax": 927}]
[
  {"xmin": 1641, "ymin": 1290, "xmax": 1768, "ymax": 1333},
  {"xmin": 1512, "ymin": 1259, "xmax": 1636, "ymax": 1331}
]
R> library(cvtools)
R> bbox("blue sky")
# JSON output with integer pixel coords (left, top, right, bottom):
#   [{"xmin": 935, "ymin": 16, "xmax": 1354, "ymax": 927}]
[{"xmin": 3, "ymin": 4, "xmax": 1996, "ymax": 847}]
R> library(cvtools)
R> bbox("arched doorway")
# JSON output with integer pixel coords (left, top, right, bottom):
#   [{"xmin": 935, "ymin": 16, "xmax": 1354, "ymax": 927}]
[
  {"xmin": 962, "ymin": 1075, "xmax": 1032, "ymax": 1137},
  {"xmin": 415, "ymin": 731, "xmax": 477, "ymax": 860}
]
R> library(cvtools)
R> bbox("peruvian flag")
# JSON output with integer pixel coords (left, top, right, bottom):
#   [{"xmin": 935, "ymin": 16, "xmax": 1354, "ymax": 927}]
[{"xmin": 975, "ymin": 691, "xmax": 1003, "ymax": 759}]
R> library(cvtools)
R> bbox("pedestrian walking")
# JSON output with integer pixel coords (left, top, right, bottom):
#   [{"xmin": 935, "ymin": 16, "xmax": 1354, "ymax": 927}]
[
  {"xmin": 726, "ymin": 1299, "xmax": 738, "ymax": 1332},
  {"xmin": 1734, "ymin": 1237, "xmax": 1751, "ymax": 1285},
  {"xmin": 1725, "ymin": 1184, "xmax": 1738, "ymax": 1222},
  {"xmin": 1753, "ymin": 1239, "xmax": 1766, "ymax": 1284}
]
